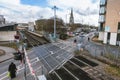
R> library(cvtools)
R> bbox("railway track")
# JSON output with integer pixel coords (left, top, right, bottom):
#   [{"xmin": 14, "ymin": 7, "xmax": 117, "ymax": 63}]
[
  {"xmin": 47, "ymin": 55, "xmax": 114, "ymax": 80},
  {"xmin": 23, "ymin": 31, "xmax": 49, "ymax": 47},
  {"xmin": 73, "ymin": 56, "xmax": 113, "ymax": 80},
  {"xmin": 20, "ymin": 31, "xmax": 114, "ymax": 80}
]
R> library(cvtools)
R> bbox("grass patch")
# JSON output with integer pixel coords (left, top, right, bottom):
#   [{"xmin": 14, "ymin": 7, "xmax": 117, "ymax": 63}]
[
  {"xmin": 105, "ymin": 65, "xmax": 120, "ymax": 78},
  {"xmin": 74, "ymin": 50, "xmax": 81, "ymax": 56},
  {"xmin": 104, "ymin": 53, "xmax": 115, "ymax": 60},
  {"xmin": 74, "ymin": 49, "xmax": 84, "ymax": 56}
]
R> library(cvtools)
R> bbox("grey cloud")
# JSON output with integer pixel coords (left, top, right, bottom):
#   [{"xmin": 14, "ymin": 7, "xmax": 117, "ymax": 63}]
[
  {"xmin": 90, "ymin": 9, "xmax": 99, "ymax": 15},
  {"xmin": 75, "ymin": 7, "xmax": 99, "ymax": 16},
  {"xmin": 75, "ymin": 10, "xmax": 88, "ymax": 16}
]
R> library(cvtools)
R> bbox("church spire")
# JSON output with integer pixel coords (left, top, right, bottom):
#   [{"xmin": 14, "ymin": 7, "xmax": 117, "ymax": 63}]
[{"xmin": 69, "ymin": 8, "xmax": 74, "ymax": 25}]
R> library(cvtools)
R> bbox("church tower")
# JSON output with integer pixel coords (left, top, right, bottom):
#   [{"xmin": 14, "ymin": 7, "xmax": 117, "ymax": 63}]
[{"xmin": 69, "ymin": 8, "xmax": 74, "ymax": 25}]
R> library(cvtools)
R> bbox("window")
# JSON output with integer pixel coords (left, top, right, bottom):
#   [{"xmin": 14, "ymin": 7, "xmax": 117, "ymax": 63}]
[
  {"xmin": 100, "ymin": 0, "xmax": 106, "ymax": 5},
  {"xmin": 99, "ymin": 15, "xmax": 105, "ymax": 22},
  {"xmin": 99, "ymin": 7, "xmax": 106, "ymax": 14}
]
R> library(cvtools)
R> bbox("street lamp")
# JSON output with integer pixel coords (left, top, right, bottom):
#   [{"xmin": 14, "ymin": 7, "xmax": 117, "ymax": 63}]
[{"xmin": 52, "ymin": 6, "xmax": 58, "ymax": 39}]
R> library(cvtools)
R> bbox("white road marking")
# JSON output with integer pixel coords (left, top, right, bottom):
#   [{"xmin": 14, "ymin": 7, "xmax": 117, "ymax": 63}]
[{"xmin": 0, "ymin": 57, "xmax": 40, "ymax": 80}]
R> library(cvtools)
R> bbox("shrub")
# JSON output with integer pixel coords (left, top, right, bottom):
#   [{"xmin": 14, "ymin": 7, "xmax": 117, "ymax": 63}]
[
  {"xmin": 74, "ymin": 50, "xmax": 81, "ymax": 56},
  {"xmin": 60, "ymin": 34, "xmax": 68, "ymax": 40}
]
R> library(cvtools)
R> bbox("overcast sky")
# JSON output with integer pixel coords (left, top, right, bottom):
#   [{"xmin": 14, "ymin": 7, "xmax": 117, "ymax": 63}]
[{"xmin": 0, "ymin": 0, "xmax": 100, "ymax": 26}]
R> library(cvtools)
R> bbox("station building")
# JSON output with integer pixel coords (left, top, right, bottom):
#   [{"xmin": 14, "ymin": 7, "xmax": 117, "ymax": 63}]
[
  {"xmin": 0, "ymin": 15, "xmax": 18, "ymax": 41},
  {"xmin": 98, "ymin": 0, "xmax": 120, "ymax": 46},
  {"xmin": 0, "ymin": 23, "xmax": 18, "ymax": 41}
]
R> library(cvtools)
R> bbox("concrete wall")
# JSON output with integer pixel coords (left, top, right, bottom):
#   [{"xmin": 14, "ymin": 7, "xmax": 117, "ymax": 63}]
[
  {"xmin": 110, "ymin": 33, "xmax": 117, "ymax": 45},
  {"xmin": 0, "ymin": 31, "xmax": 16, "ymax": 41},
  {"xmin": 99, "ymin": 32, "xmax": 104, "ymax": 40},
  {"xmin": 103, "ymin": 32, "xmax": 107, "ymax": 44}
]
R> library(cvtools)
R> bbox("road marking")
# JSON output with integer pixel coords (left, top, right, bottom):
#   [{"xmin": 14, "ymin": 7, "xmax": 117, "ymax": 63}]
[
  {"xmin": 0, "ymin": 57, "xmax": 40, "ymax": 80},
  {"xmin": 0, "ymin": 72, "xmax": 8, "ymax": 80},
  {"xmin": 21, "ymin": 66, "xmax": 42, "ymax": 80}
]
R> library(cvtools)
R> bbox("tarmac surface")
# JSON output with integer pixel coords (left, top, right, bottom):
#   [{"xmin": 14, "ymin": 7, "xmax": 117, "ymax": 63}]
[{"xmin": 0, "ymin": 46, "xmax": 16, "ymax": 63}]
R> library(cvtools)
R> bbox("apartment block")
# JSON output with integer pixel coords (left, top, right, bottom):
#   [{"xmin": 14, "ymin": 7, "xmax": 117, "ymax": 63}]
[{"xmin": 99, "ymin": 0, "xmax": 120, "ymax": 46}]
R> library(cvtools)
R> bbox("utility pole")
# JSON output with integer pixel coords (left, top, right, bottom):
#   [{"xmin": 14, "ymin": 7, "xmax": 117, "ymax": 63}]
[{"xmin": 52, "ymin": 6, "xmax": 58, "ymax": 39}]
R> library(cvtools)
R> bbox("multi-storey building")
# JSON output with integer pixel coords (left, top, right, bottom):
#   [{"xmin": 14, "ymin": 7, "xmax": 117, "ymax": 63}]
[{"xmin": 99, "ymin": 0, "xmax": 120, "ymax": 46}]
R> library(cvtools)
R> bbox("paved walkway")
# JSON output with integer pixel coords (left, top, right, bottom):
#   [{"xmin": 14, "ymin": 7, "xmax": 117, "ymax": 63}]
[{"xmin": 0, "ymin": 46, "xmax": 16, "ymax": 63}]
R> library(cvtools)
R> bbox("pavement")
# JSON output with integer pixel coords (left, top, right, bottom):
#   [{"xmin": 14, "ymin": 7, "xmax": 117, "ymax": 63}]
[{"xmin": 0, "ymin": 46, "xmax": 16, "ymax": 63}]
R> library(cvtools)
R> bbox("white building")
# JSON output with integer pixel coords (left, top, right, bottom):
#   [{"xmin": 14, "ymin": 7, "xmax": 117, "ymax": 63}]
[{"xmin": 28, "ymin": 22, "xmax": 35, "ymax": 31}]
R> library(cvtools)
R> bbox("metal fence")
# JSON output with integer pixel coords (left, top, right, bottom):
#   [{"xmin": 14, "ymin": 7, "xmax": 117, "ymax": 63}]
[{"xmin": 84, "ymin": 42, "xmax": 120, "ymax": 65}]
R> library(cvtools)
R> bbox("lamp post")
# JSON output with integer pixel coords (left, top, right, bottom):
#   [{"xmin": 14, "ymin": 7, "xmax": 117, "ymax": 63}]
[{"xmin": 52, "ymin": 6, "xmax": 58, "ymax": 39}]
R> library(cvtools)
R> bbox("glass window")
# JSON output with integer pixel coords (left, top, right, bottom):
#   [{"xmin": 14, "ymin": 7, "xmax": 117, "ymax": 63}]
[
  {"xmin": 99, "ymin": 15, "xmax": 105, "ymax": 22},
  {"xmin": 100, "ymin": 0, "xmax": 106, "ymax": 5},
  {"xmin": 100, "ymin": 7, "xmax": 105, "ymax": 14}
]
